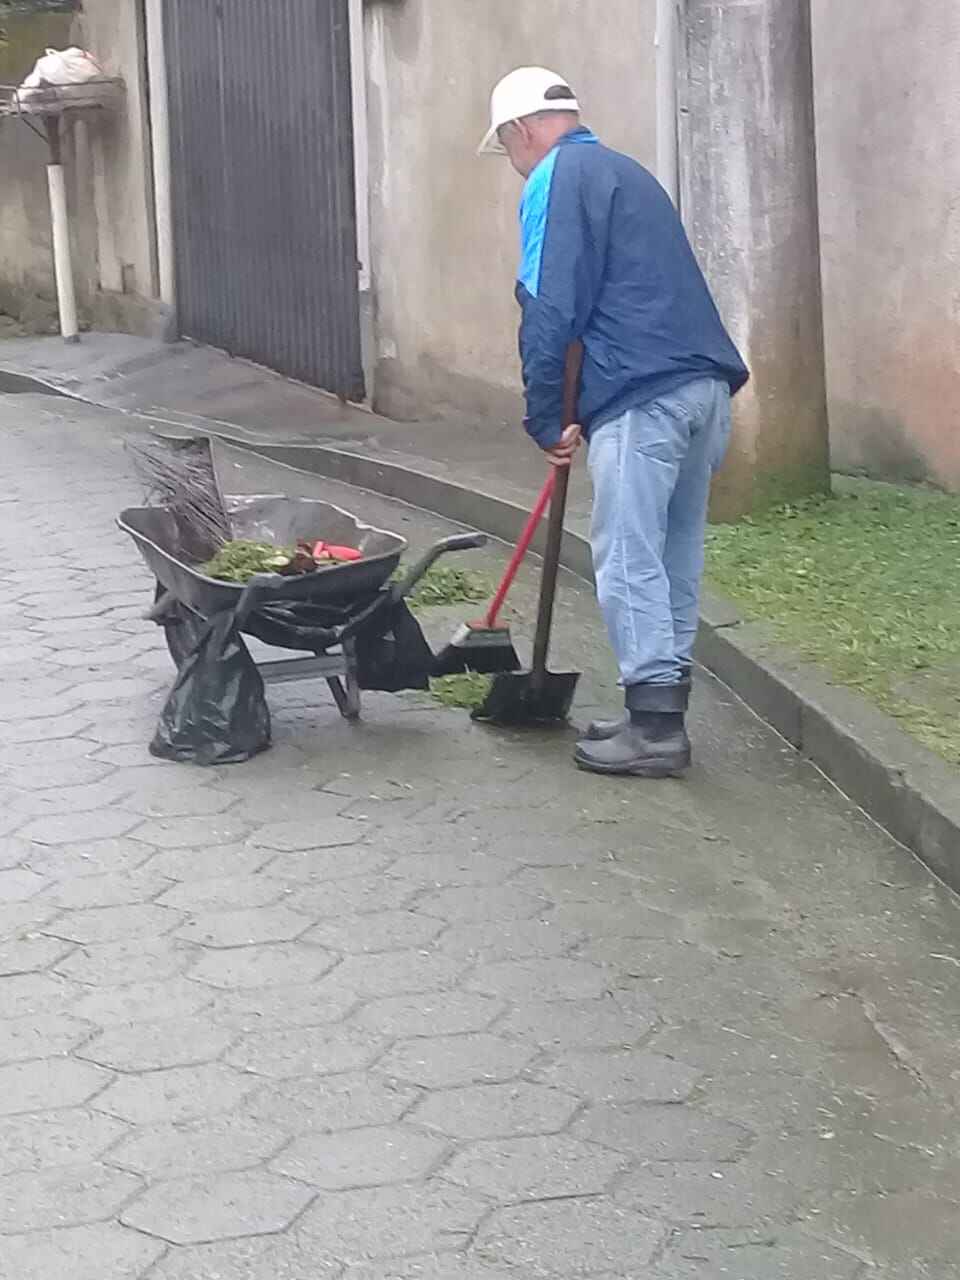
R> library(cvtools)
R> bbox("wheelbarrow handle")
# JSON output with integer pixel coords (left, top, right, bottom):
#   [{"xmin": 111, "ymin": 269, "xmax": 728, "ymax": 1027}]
[{"xmin": 393, "ymin": 533, "xmax": 487, "ymax": 600}]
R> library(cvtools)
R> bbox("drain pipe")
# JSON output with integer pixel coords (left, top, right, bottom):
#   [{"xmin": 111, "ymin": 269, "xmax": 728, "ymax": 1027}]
[
  {"xmin": 144, "ymin": 0, "xmax": 175, "ymax": 307},
  {"xmin": 45, "ymin": 117, "xmax": 79, "ymax": 343},
  {"xmin": 655, "ymin": 0, "xmax": 680, "ymax": 209}
]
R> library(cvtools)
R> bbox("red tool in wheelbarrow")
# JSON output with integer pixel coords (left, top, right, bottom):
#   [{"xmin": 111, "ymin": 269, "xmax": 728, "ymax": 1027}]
[{"xmin": 431, "ymin": 470, "xmax": 557, "ymax": 676}]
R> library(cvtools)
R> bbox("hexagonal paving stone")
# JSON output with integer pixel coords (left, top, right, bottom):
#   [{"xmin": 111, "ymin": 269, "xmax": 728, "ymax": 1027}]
[
  {"xmin": 189, "ymin": 940, "xmax": 339, "ymax": 989},
  {"xmin": 157, "ymin": 875, "xmax": 287, "ymax": 913},
  {"xmin": 0, "ymin": 971, "xmax": 79, "ymax": 1019},
  {"xmin": 386, "ymin": 851, "xmax": 514, "ymax": 887},
  {"xmin": 125, "ymin": 787, "xmax": 239, "ymax": 818},
  {"xmin": 147, "ymin": 843, "xmax": 273, "ymax": 881},
  {"xmin": 0, "ymin": 1012, "xmax": 92, "ymax": 1063},
  {"xmin": 411, "ymin": 1082, "xmax": 580, "ymax": 1140},
  {"xmin": 445, "ymin": 1133, "xmax": 627, "ymax": 1201},
  {"xmin": 0, "ymin": 899, "xmax": 59, "ymax": 940},
  {"xmin": 148, "ymin": 1233, "xmax": 344, "ymax": 1279},
  {"xmin": 266, "ymin": 845, "xmax": 390, "ymax": 883},
  {"xmin": 351, "ymin": 991, "xmax": 504, "ymax": 1038},
  {"xmin": 273, "ymin": 1123, "xmax": 448, "ymax": 1189},
  {"xmin": 316, "ymin": 952, "xmax": 466, "ymax": 1002},
  {"xmin": 43, "ymin": 903, "xmax": 181, "ymax": 945},
  {"xmin": 653, "ymin": 1226, "xmax": 866, "ymax": 1279},
  {"xmin": 77, "ymin": 1015, "xmax": 235, "ymax": 1071},
  {"xmin": 377, "ymin": 1033, "xmax": 535, "ymax": 1089},
  {"xmin": 108, "ymin": 1114, "xmax": 288, "ymax": 1180},
  {"xmin": 304, "ymin": 910, "xmax": 445, "ymax": 955},
  {"xmin": 476, "ymin": 1198, "xmax": 665, "ymax": 1275},
  {"xmin": 130, "ymin": 815, "xmax": 251, "ymax": 849},
  {"xmin": 0, "ymin": 933, "xmax": 72, "ymax": 975},
  {"xmin": 24, "ymin": 837, "xmax": 156, "ymax": 879},
  {"xmin": 417, "ymin": 886, "xmax": 545, "ymax": 924},
  {"xmin": 289, "ymin": 875, "xmax": 423, "ymax": 918},
  {"xmin": 54, "ymin": 936, "xmax": 195, "ymax": 986},
  {"xmin": 246, "ymin": 1071, "xmax": 418, "ymax": 1134},
  {"xmin": 208, "ymin": 979, "xmax": 359, "ymax": 1031},
  {"xmin": 297, "ymin": 1181, "xmax": 487, "ymax": 1262},
  {"xmin": 70, "ymin": 977, "xmax": 214, "ymax": 1027},
  {"xmin": 238, "ymin": 786, "xmax": 357, "ymax": 822},
  {"xmin": 572, "ymin": 1103, "xmax": 751, "ymax": 1161},
  {"xmin": 494, "ymin": 994, "xmax": 658, "ymax": 1049},
  {"xmin": 175, "ymin": 905, "xmax": 313, "ymax": 948},
  {"xmin": 17, "ymin": 810, "xmax": 139, "ymax": 845},
  {"xmin": 0, "ymin": 1109, "xmax": 128, "ymax": 1177},
  {"xmin": 250, "ymin": 819, "xmax": 364, "ymax": 852},
  {"xmin": 2, "ymin": 757, "xmax": 113, "ymax": 792},
  {"xmin": 536, "ymin": 1048, "xmax": 702, "ymax": 1103},
  {"xmin": 466, "ymin": 957, "xmax": 611, "ymax": 1002},
  {"xmin": 43, "ymin": 868, "xmax": 175, "ymax": 911},
  {"xmin": 227, "ymin": 1024, "xmax": 388, "ymax": 1079},
  {"xmin": 614, "ymin": 1158, "xmax": 809, "ymax": 1228},
  {"xmin": 437, "ymin": 917, "xmax": 585, "ymax": 963},
  {"xmin": 0, "ymin": 1222, "xmax": 165, "ymax": 1280},
  {"xmin": 0, "ymin": 1058, "xmax": 112, "ymax": 1117},
  {"xmin": 120, "ymin": 1169, "xmax": 315, "ymax": 1244},
  {"xmin": 94, "ymin": 1062, "xmax": 255, "ymax": 1125},
  {"xmin": 342, "ymin": 1260, "xmax": 517, "ymax": 1280},
  {"xmin": 0, "ymin": 866, "xmax": 49, "ymax": 901},
  {"xmin": 0, "ymin": 1162, "xmax": 142, "ymax": 1233}
]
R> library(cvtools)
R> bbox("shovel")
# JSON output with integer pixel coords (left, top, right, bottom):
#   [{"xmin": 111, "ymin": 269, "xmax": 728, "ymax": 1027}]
[{"xmin": 472, "ymin": 341, "xmax": 583, "ymax": 725}]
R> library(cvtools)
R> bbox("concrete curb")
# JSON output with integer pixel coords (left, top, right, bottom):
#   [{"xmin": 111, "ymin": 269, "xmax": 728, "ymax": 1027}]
[
  {"xmin": 245, "ymin": 440, "xmax": 960, "ymax": 892},
  {"xmin": 4, "ymin": 365, "xmax": 957, "ymax": 889}
]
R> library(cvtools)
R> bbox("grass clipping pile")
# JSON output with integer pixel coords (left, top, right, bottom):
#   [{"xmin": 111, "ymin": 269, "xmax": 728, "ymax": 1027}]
[
  {"xmin": 705, "ymin": 479, "xmax": 960, "ymax": 765},
  {"xmin": 201, "ymin": 539, "xmax": 362, "ymax": 583}
]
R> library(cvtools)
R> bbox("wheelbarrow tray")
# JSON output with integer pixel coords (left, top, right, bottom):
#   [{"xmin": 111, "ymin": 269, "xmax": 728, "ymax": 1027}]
[{"xmin": 118, "ymin": 496, "xmax": 406, "ymax": 620}]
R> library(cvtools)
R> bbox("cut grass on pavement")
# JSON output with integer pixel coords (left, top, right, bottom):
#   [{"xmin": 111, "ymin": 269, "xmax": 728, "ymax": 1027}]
[
  {"xmin": 704, "ymin": 479, "xmax": 960, "ymax": 766},
  {"xmin": 403, "ymin": 564, "xmax": 491, "ymax": 613}
]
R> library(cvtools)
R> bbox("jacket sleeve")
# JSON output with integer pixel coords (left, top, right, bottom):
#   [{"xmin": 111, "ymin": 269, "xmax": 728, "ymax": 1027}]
[{"xmin": 517, "ymin": 149, "xmax": 609, "ymax": 447}]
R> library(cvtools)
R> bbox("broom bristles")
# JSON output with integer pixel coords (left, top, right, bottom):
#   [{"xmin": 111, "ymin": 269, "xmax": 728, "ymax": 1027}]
[{"xmin": 126, "ymin": 436, "xmax": 231, "ymax": 559}]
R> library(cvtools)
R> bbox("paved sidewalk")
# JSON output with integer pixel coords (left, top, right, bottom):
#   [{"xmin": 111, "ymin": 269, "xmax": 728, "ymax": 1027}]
[{"xmin": 0, "ymin": 391, "xmax": 958, "ymax": 1279}]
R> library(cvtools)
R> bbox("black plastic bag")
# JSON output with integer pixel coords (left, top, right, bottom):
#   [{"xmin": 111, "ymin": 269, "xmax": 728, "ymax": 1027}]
[
  {"xmin": 150, "ymin": 609, "xmax": 271, "ymax": 765},
  {"xmin": 355, "ymin": 600, "xmax": 433, "ymax": 692}
]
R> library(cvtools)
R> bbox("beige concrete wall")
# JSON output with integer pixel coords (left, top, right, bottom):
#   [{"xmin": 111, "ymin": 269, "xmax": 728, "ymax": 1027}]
[
  {"xmin": 0, "ymin": 0, "xmax": 160, "ymax": 333},
  {"xmin": 364, "ymin": 0, "xmax": 658, "ymax": 422},
  {"xmin": 812, "ymin": 0, "xmax": 960, "ymax": 490},
  {"xmin": 0, "ymin": 8, "xmax": 75, "ymax": 325}
]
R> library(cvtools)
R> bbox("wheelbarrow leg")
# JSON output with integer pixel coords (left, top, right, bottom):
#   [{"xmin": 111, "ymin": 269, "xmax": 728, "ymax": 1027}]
[{"xmin": 328, "ymin": 638, "xmax": 361, "ymax": 721}]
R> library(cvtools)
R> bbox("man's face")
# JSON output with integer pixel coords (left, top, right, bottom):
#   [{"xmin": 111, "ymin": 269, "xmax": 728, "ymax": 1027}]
[{"xmin": 498, "ymin": 120, "xmax": 539, "ymax": 178}]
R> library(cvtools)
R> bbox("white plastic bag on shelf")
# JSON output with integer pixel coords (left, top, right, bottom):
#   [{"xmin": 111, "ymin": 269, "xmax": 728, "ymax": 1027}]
[{"xmin": 18, "ymin": 47, "xmax": 105, "ymax": 104}]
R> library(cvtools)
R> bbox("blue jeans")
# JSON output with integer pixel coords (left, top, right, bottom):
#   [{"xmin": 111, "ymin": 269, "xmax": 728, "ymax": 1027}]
[{"xmin": 587, "ymin": 378, "xmax": 732, "ymax": 687}]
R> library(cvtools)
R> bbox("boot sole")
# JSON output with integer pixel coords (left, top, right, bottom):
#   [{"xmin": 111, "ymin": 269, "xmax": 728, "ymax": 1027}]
[{"xmin": 573, "ymin": 749, "xmax": 691, "ymax": 778}]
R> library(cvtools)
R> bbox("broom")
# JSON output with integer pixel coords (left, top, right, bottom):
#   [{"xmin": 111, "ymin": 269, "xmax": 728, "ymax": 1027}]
[
  {"xmin": 431, "ymin": 471, "xmax": 555, "ymax": 676},
  {"xmin": 126, "ymin": 436, "xmax": 232, "ymax": 561}
]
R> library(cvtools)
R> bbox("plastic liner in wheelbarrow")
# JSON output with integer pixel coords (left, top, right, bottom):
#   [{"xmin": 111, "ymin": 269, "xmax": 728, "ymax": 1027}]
[{"xmin": 150, "ymin": 592, "xmax": 434, "ymax": 766}]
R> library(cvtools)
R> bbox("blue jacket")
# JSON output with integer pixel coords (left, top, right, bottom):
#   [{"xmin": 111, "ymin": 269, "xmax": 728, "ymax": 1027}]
[{"xmin": 517, "ymin": 127, "xmax": 749, "ymax": 446}]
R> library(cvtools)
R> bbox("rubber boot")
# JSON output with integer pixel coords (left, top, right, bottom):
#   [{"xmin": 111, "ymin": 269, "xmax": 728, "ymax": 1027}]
[
  {"xmin": 574, "ymin": 680, "xmax": 691, "ymax": 777},
  {"xmin": 584, "ymin": 666, "xmax": 692, "ymax": 741}
]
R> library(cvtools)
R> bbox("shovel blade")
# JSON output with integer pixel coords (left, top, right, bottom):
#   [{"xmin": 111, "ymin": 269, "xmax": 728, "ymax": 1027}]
[{"xmin": 471, "ymin": 668, "xmax": 580, "ymax": 726}]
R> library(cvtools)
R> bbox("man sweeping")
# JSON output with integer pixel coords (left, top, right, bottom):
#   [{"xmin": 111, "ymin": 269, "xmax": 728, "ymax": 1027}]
[{"xmin": 479, "ymin": 67, "xmax": 749, "ymax": 777}]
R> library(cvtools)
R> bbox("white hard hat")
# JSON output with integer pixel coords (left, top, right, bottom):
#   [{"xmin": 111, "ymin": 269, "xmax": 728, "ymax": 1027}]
[{"xmin": 478, "ymin": 66, "xmax": 580, "ymax": 155}]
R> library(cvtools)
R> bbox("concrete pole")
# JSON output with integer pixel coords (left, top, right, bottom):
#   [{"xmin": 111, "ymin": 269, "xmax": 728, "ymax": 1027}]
[
  {"xmin": 144, "ymin": 0, "xmax": 176, "ymax": 308},
  {"xmin": 655, "ymin": 0, "xmax": 680, "ymax": 207},
  {"xmin": 679, "ymin": 0, "xmax": 830, "ymax": 518},
  {"xmin": 45, "ymin": 118, "xmax": 80, "ymax": 344}
]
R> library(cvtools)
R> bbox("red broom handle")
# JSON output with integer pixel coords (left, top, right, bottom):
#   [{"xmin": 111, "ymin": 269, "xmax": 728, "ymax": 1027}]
[{"xmin": 485, "ymin": 471, "xmax": 556, "ymax": 628}]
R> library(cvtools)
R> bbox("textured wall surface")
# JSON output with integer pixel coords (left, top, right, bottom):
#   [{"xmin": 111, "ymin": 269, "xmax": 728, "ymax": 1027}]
[
  {"xmin": 813, "ymin": 0, "xmax": 960, "ymax": 489},
  {"xmin": 364, "ymin": 0, "xmax": 659, "ymax": 423}
]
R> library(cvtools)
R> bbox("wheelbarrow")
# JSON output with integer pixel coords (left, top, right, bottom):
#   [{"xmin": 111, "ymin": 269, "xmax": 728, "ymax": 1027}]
[{"xmin": 118, "ymin": 440, "xmax": 486, "ymax": 721}]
